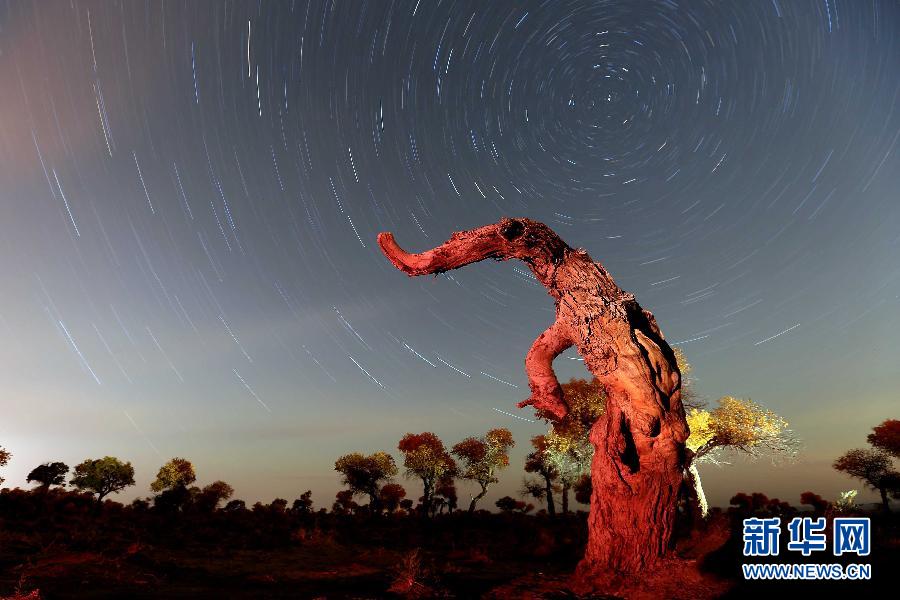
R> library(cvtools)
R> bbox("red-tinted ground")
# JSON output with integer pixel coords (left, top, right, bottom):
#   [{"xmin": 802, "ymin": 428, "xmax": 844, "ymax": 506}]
[{"xmin": 1, "ymin": 488, "xmax": 896, "ymax": 599}]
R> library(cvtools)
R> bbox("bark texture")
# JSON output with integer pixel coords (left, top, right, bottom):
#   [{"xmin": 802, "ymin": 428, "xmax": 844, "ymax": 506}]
[{"xmin": 378, "ymin": 218, "xmax": 689, "ymax": 589}]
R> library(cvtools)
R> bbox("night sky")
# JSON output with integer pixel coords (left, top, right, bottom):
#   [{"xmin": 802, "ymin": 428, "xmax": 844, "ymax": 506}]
[{"xmin": 1, "ymin": 0, "xmax": 898, "ymax": 509}]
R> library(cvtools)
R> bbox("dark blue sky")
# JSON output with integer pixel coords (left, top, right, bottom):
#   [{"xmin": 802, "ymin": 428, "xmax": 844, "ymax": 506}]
[{"xmin": 0, "ymin": 0, "xmax": 898, "ymax": 509}]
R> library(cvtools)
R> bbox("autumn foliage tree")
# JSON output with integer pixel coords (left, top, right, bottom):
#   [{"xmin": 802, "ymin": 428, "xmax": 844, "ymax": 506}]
[
  {"xmin": 833, "ymin": 448, "xmax": 899, "ymax": 511},
  {"xmin": 70, "ymin": 456, "xmax": 135, "ymax": 505},
  {"xmin": 524, "ymin": 435, "xmax": 558, "ymax": 516},
  {"xmin": 451, "ymin": 428, "xmax": 515, "ymax": 512},
  {"xmin": 151, "ymin": 457, "xmax": 196, "ymax": 492},
  {"xmin": 832, "ymin": 419, "xmax": 900, "ymax": 512},
  {"xmin": 685, "ymin": 396, "xmax": 797, "ymax": 516},
  {"xmin": 379, "ymin": 483, "xmax": 407, "ymax": 513},
  {"xmin": 26, "ymin": 462, "xmax": 69, "ymax": 489},
  {"xmin": 334, "ymin": 451, "xmax": 397, "ymax": 512},
  {"xmin": 868, "ymin": 419, "xmax": 900, "ymax": 458},
  {"xmin": 398, "ymin": 432, "xmax": 456, "ymax": 517},
  {"xmin": 149, "ymin": 458, "xmax": 197, "ymax": 512},
  {"xmin": 543, "ymin": 377, "xmax": 605, "ymax": 514}
]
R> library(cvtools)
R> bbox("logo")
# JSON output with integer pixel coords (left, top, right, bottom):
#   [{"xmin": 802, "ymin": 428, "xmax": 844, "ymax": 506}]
[
  {"xmin": 787, "ymin": 517, "xmax": 827, "ymax": 556},
  {"xmin": 741, "ymin": 516, "xmax": 872, "ymax": 580},
  {"xmin": 833, "ymin": 518, "xmax": 870, "ymax": 556},
  {"xmin": 743, "ymin": 517, "xmax": 781, "ymax": 556}
]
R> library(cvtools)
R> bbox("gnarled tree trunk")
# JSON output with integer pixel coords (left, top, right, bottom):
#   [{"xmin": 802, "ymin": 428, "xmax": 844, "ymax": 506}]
[{"xmin": 378, "ymin": 218, "xmax": 688, "ymax": 592}]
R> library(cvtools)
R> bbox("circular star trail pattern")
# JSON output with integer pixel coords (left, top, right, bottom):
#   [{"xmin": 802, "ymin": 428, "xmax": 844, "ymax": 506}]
[{"xmin": 0, "ymin": 1, "xmax": 898, "ymax": 505}]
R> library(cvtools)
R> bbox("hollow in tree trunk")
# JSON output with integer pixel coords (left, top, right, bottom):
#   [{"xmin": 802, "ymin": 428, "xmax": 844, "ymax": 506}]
[{"xmin": 378, "ymin": 219, "xmax": 689, "ymax": 592}]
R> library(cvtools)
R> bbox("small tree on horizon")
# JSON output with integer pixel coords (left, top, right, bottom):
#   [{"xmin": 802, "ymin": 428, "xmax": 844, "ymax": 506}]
[
  {"xmin": 70, "ymin": 456, "xmax": 135, "ymax": 505},
  {"xmin": 150, "ymin": 457, "xmax": 196, "ymax": 492},
  {"xmin": 150, "ymin": 457, "xmax": 197, "ymax": 512},
  {"xmin": 452, "ymin": 428, "xmax": 515, "ymax": 512},
  {"xmin": 379, "ymin": 483, "xmax": 407, "ymax": 513},
  {"xmin": 398, "ymin": 432, "xmax": 456, "ymax": 517},
  {"xmin": 26, "ymin": 462, "xmax": 69, "ymax": 489},
  {"xmin": 799, "ymin": 491, "xmax": 830, "ymax": 513},
  {"xmin": 833, "ymin": 448, "xmax": 899, "ymax": 512},
  {"xmin": 224, "ymin": 499, "xmax": 246, "ymax": 512},
  {"xmin": 333, "ymin": 488, "xmax": 358, "ymax": 514},
  {"xmin": 334, "ymin": 451, "xmax": 397, "ymax": 512},
  {"xmin": 292, "ymin": 490, "xmax": 314, "ymax": 515},
  {"xmin": 495, "ymin": 495, "xmax": 521, "ymax": 513},
  {"xmin": 524, "ymin": 435, "xmax": 558, "ymax": 516},
  {"xmin": 834, "ymin": 490, "xmax": 858, "ymax": 513},
  {"xmin": 194, "ymin": 480, "xmax": 234, "ymax": 512}
]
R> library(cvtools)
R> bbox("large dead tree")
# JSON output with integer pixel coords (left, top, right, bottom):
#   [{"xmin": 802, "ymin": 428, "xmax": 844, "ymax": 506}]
[{"xmin": 378, "ymin": 218, "xmax": 689, "ymax": 590}]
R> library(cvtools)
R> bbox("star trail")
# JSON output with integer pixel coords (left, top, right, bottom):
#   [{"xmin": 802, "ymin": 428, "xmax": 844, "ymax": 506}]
[{"xmin": 0, "ymin": 0, "xmax": 898, "ymax": 507}]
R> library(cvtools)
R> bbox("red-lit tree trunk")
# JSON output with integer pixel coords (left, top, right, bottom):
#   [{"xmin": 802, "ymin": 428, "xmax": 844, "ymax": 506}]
[{"xmin": 378, "ymin": 218, "xmax": 688, "ymax": 592}]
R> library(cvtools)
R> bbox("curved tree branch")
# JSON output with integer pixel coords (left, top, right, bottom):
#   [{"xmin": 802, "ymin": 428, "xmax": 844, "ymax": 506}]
[
  {"xmin": 378, "ymin": 218, "xmax": 572, "ymax": 286},
  {"xmin": 519, "ymin": 319, "xmax": 574, "ymax": 420},
  {"xmin": 377, "ymin": 227, "xmax": 506, "ymax": 276}
]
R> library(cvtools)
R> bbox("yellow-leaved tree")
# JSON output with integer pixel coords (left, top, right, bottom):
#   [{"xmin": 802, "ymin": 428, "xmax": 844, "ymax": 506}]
[
  {"xmin": 538, "ymin": 350, "xmax": 797, "ymax": 518},
  {"xmin": 542, "ymin": 377, "xmax": 606, "ymax": 513},
  {"xmin": 686, "ymin": 396, "xmax": 798, "ymax": 516},
  {"xmin": 452, "ymin": 428, "xmax": 515, "ymax": 512}
]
